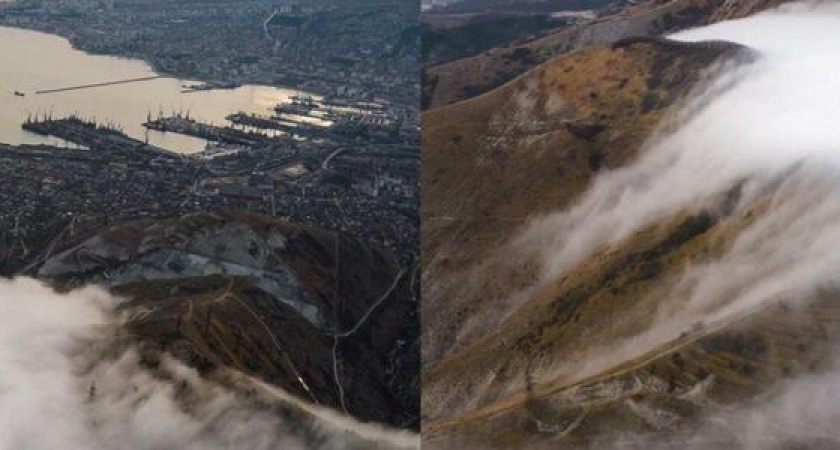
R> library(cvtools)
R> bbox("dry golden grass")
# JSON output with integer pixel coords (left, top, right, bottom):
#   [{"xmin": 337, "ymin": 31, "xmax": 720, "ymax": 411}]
[
  {"xmin": 420, "ymin": 30, "xmax": 829, "ymax": 448},
  {"xmin": 422, "ymin": 37, "xmax": 744, "ymax": 367},
  {"xmin": 423, "ymin": 0, "xmax": 790, "ymax": 110}
]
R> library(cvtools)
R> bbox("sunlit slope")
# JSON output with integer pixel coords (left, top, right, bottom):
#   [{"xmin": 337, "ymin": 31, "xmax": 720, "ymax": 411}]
[
  {"xmin": 424, "ymin": 3, "xmax": 840, "ymax": 447},
  {"xmin": 422, "ymin": 37, "xmax": 748, "ymax": 365},
  {"xmin": 425, "ymin": 156, "xmax": 840, "ymax": 448},
  {"xmin": 424, "ymin": 183, "xmax": 800, "ymax": 442},
  {"xmin": 423, "ymin": 0, "xmax": 788, "ymax": 109},
  {"xmin": 425, "ymin": 264, "xmax": 840, "ymax": 449}
]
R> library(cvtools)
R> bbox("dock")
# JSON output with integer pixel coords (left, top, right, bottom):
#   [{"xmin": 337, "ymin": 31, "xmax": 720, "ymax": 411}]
[{"xmin": 35, "ymin": 76, "xmax": 164, "ymax": 95}]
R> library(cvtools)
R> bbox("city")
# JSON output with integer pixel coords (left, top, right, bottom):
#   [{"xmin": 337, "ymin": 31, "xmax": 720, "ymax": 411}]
[
  {"xmin": 0, "ymin": 0, "xmax": 421, "ymax": 446},
  {"xmin": 0, "ymin": 0, "xmax": 420, "ymax": 273}
]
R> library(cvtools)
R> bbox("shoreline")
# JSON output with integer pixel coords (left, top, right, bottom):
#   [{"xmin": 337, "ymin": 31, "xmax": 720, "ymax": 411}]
[
  {"xmin": 0, "ymin": 24, "xmax": 322, "ymax": 153},
  {"xmin": 0, "ymin": 22, "xmax": 330, "ymax": 98}
]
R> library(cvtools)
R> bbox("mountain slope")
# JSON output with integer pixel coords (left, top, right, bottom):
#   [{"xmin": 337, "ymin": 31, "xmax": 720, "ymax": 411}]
[
  {"xmin": 37, "ymin": 211, "xmax": 420, "ymax": 429},
  {"xmin": 422, "ymin": 36, "xmax": 750, "ymax": 365},
  {"xmin": 422, "ymin": 3, "xmax": 840, "ymax": 448},
  {"xmin": 423, "ymin": 0, "xmax": 789, "ymax": 109},
  {"xmin": 423, "ymin": 190, "xmax": 840, "ymax": 448}
]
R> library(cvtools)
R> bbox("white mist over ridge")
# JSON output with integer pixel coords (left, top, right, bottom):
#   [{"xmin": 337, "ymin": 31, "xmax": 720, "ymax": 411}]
[
  {"xmin": 518, "ymin": 1, "xmax": 840, "ymax": 283},
  {"xmin": 505, "ymin": 3, "xmax": 840, "ymax": 444},
  {"xmin": 0, "ymin": 278, "xmax": 418, "ymax": 450}
]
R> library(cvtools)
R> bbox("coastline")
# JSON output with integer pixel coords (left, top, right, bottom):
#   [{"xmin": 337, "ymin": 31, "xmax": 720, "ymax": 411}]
[
  {"xmin": 0, "ymin": 22, "xmax": 330, "ymax": 98},
  {"xmin": 0, "ymin": 24, "xmax": 320, "ymax": 152}
]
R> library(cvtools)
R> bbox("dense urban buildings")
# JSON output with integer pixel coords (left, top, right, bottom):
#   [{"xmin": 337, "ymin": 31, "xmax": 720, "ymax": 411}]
[{"xmin": 0, "ymin": 0, "xmax": 420, "ymax": 272}]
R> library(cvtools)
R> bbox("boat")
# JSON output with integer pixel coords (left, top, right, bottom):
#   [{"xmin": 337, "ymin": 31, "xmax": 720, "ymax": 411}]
[
  {"xmin": 274, "ymin": 96, "xmax": 319, "ymax": 116},
  {"xmin": 14, "ymin": 91, "xmax": 25, "ymax": 97}
]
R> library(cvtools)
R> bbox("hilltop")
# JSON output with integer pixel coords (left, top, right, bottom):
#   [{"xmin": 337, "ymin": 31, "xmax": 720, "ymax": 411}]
[
  {"xmin": 36, "ymin": 211, "xmax": 420, "ymax": 429},
  {"xmin": 423, "ymin": 0, "xmax": 788, "ymax": 109}
]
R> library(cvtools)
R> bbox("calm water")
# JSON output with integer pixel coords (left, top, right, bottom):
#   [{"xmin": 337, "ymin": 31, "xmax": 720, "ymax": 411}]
[{"xmin": 0, "ymin": 26, "xmax": 309, "ymax": 153}]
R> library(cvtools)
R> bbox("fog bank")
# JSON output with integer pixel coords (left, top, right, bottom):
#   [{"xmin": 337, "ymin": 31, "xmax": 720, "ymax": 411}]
[
  {"xmin": 0, "ymin": 278, "xmax": 418, "ymax": 450},
  {"xmin": 519, "ymin": 1, "xmax": 840, "ymax": 282},
  {"xmin": 511, "ymin": 3, "xmax": 840, "ymax": 446}
]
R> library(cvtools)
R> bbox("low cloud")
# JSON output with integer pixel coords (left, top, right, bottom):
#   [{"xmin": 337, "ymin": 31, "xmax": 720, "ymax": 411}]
[
  {"xmin": 0, "ymin": 277, "xmax": 418, "ymax": 450},
  {"xmin": 506, "ymin": 2, "xmax": 840, "ymax": 447}
]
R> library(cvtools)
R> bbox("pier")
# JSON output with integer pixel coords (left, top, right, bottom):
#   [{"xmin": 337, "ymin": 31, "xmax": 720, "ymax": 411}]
[
  {"xmin": 144, "ymin": 114, "xmax": 279, "ymax": 146},
  {"xmin": 22, "ymin": 115, "xmax": 177, "ymax": 157},
  {"xmin": 35, "ymin": 76, "xmax": 163, "ymax": 95}
]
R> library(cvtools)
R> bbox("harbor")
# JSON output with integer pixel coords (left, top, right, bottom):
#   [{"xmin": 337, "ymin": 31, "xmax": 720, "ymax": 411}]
[
  {"xmin": 21, "ymin": 114, "xmax": 176, "ymax": 157},
  {"xmin": 0, "ymin": 25, "xmax": 313, "ymax": 154},
  {"xmin": 136, "ymin": 94, "xmax": 409, "ymax": 149}
]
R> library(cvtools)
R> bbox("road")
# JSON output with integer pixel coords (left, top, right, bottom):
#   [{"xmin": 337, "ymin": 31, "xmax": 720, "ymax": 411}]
[
  {"xmin": 321, "ymin": 147, "xmax": 353, "ymax": 170},
  {"xmin": 232, "ymin": 292, "xmax": 318, "ymax": 403},
  {"xmin": 425, "ymin": 297, "xmax": 780, "ymax": 435},
  {"xmin": 334, "ymin": 267, "xmax": 406, "ymax": 339}
]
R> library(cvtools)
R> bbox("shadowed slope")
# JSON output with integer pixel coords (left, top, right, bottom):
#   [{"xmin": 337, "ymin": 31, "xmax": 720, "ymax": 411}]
[{"xmin": 38, "ymin": 211, "xmax": 420, "ymax": 429}]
